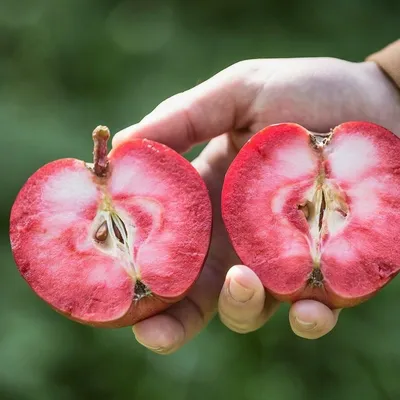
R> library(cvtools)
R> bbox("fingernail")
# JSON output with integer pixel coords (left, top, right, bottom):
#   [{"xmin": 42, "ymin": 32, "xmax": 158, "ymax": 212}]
[
  {"xmin": 133, "ymin": 328, "xmax": 169, "ymax": 354},
  {"xmin": 293, "ymin": 317, "xmax": 317, "ymax": 331},
  {"xmin": 228, "ymin": 278, "xmax": 254, "ymax": 303}
]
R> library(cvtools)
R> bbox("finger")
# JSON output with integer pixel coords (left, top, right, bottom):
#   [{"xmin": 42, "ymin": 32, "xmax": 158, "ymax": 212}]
[
  {"xmin": 133, "ymin": 263, "xmax": 223, "ymax": 355},
  {"xmin": 132, "ymin": 298, "xmax": 209, "ymax": 355},
  {"xmin": 289, "ymin": 300, "xmax": 341, "ymax": 339},
  {"xmin": 218, "ymin": 265, "xmax": 279, "ymax": 334},
  {"xmin": 112, "ymin": 61, "xmax": 259, "ymax": 153},
  {"xmin": 132, "ymin": 314, "xmax": 185, "ymax": 354}
]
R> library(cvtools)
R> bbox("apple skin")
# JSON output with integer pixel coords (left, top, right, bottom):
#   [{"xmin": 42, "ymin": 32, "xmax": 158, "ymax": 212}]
[{"xmin": 10, "ymin": 128, "xmax": 212, "ymax": 328}]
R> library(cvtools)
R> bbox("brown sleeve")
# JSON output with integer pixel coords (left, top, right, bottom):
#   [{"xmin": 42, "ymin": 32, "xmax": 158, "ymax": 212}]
[{"xmin": 366, "ymin": 39, "xmax": 400, "ymax": 89}]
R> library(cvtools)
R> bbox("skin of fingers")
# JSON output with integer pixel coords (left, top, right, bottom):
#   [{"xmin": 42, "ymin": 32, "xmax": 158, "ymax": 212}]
[
  {"xmin": 133, "ymin": 315, "xmax": 185, "ymax": 354},
  {"xmin": 218, "ymin": 262, "xmax": 340, "ymax": 337},
  {"xmin": 218, "ymin": 265, "xmax": 279, "ymax": 334},
  {"xmin": 111, "ymin": 61, "xmax": 260, "ymax": 153},
  {"xmin": 112, "ymin": 58, "xmax": 400, "ymax": 156},
  {"xmin": 289, "ymin": 300, "xmax": 342, "ymax": 339}
]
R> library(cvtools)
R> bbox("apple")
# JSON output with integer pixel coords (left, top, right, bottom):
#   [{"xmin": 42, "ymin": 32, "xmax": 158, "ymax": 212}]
[
  {"xmin": 222, "ymin": 122, "xmax": 400, "ymax": 308},
  {"xmin": 10, "ymin": 126, "xmax": 212, "ymax": 327}
]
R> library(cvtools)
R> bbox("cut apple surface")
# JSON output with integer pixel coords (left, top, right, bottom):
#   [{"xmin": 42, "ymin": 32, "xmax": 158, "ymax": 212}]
[
  {"xmin": 10, "ymin": 127, "xmax": 212, "ymax": 327},
  {"xmin": 222, "ymin": 122, "xmax": 400, "ymax": 308}
]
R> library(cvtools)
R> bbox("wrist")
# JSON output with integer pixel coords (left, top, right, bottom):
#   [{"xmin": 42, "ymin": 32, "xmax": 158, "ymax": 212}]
[
  {"xmin": 358, "ymin": 60, "xmax": 400, "ymax": 135},
  {"xmin": 366, "ymin": 40, "xmax": 400, "ymax": 90}
]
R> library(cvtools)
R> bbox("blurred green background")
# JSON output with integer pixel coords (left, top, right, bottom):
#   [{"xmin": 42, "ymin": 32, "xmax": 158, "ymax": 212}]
[{"xmin": 1, "ymin": 0, "xmax": 400, "ymax": 399}]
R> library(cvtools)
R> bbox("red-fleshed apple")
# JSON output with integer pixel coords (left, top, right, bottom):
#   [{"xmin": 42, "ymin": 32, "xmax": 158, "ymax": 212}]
[
  {"xmin": 10, "ymin": 126, "xmax": 212, "ymax": 327},
  {"xmin": 222, "ymin": 121, "xmax": 400, "ymax": 309}
]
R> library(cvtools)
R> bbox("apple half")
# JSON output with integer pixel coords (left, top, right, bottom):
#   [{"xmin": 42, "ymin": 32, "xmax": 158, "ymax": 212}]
[
  {"xmin": 10, "ymin": 127, "xmax": 212, "ymax": 327},
  {"xmin": 222, "ymin": 122, "xmax": 400, "ymax": 308}
]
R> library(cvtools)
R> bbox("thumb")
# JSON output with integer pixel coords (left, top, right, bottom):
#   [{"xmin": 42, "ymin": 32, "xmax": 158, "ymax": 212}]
[{"xmin": 112, "ymin": 63, "xmax": 258, "ymax": 153}]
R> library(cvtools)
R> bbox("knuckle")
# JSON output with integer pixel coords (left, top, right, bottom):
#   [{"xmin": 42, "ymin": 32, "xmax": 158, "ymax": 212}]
[
  {"xmin": 152, "ymin": 92, "xmax": 188, "ymax": 114},
  {"xmin": 226, "ymin": 59, "xmax": 259, "ymax": 74}
]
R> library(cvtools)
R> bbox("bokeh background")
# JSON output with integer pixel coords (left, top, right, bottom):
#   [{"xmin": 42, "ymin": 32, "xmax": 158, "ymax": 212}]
[{"xmin": 1, "ymin": 0, "xmax": 400, "ymax": 399}]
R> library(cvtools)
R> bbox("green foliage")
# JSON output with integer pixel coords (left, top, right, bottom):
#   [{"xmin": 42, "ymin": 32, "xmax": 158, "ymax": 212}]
[{"xmin": 1, "ymin": 0, "xmax": 399, "ymax": 398}]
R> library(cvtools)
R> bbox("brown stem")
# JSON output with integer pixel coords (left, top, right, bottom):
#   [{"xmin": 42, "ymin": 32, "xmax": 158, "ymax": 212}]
[{"xmin": 92, "ymin": 126, "xmax": 110, "ymax": 177}]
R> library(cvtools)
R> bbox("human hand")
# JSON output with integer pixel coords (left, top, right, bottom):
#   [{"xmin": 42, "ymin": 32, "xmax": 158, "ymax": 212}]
[{"xmin": 112, "ymin": 57, "xmax": 400, "ymax": 354}]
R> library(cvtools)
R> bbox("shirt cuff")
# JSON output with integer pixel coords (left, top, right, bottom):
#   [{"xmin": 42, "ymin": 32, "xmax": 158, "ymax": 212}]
[{"xmin": 366, "ymin": 39, "xmax": 400, "ymax": 89}]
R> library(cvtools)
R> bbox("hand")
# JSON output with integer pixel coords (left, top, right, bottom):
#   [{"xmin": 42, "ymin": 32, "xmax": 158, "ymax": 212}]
[{"xmin": 112, "ymin": 57, "xmax": 400, "ymax": 354}]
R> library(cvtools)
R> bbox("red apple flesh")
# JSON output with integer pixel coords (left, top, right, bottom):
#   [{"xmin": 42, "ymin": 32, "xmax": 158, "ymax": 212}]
[
  {"xmin": 222, "ymin": 121, "xmax": 400, "ymax": 309},
  {"xmin": 10, "ymin": 126, "xmax": 212, "ymax": 327}
]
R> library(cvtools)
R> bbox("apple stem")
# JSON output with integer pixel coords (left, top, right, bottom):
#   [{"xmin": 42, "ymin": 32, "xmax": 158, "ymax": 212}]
[{"xmin": 92, "ymin": 125, "xmax": 110, "ymax": 177}]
